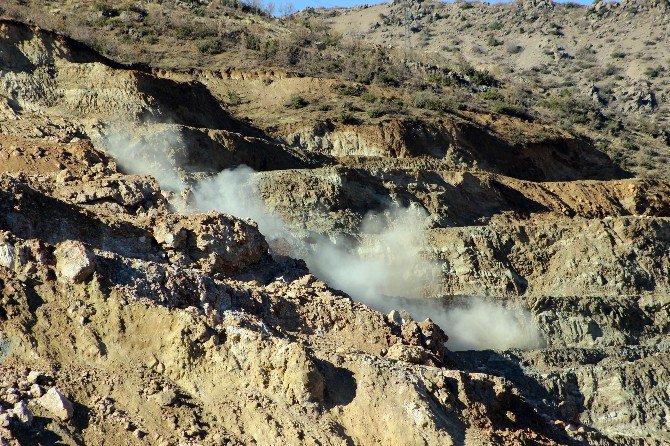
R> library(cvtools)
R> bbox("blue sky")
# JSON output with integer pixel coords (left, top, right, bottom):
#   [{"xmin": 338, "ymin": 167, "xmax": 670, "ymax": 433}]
[
  {"xmin": 290, "ymin": 0, "xmax": 384, "ymax": 8},
  {"xmin": 289, "ymin": 0, "xmax": 591, "ymax": 11}
]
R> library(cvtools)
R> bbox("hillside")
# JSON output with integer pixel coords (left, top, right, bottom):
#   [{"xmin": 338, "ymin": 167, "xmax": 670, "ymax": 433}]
[
  {"xmin": 0, "ymin": 2, "xmax": 669, "ymax": 445},
  {"xmin": 303, "ymin": 0, "xmax": 670, "ymax": 178},
  {"xmin": 5, "ymin": 0, "xmax": 670, "ymax": 179}
]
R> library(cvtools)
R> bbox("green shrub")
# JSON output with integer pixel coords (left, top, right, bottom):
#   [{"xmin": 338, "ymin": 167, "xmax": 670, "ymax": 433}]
[
  {"xmin": 479, "ymin": 90, "xmax": 503, "ymax": 101},
  {"xmin": 140, "ymin": 33, "xmax": 159, "ymax": 44},
  {"xmin": 487, "ymin": 35, "xmax": 502, "ymax": 47},
  {"xmin": 604, "ymin": 120, "xmax": 623, "ymax": 135},
  {"xmin": 361, "ymin": 91, "xmax": 377, "ymax": 103},
  {"xmin": 414, "ymin": 93, "xmax": 451, "ymax": 113},
  {"xmin": 644, "ymin": 66, "xmax": 662, "ymax": 78},
  {"xmin": 374, "ymin": 71, "xmax": 401, "ymax": 87},
  {"xmin": 492, "ymin": 101, "xmax": 527, "ymax": 119},
  {"xmin": 622, "ymin": 140, "xmax": 638, "ymax": 151},
  {"xmin": 261, "ymin": 40, "xmax": 278, "ymax": 60},
  {"xmin": 93, "ymin": 1, "xmax": 119, "ymax": 16},
  {"xmin": 426, "ymin": 72, "xmax": 459, "ymax": 87},
  {"xmin": 284, "ymin": 95, "xmax": 309, "ymax": 109},
  {"xmin": 333, "ymin": 83, "xmax": 366, "ymax": 96},
  {"xmin": 367, "ymin": 108, "xmax": 386, "ymax": 118},
  {"xmin": 604, "ymin": 64, "xmax": 618, "ymax": 76},
  {"xmin": 226, "ymin": 90, "xmax": 241, "ymax": 105},
  {"xmin": 506, "ymin": 43, "xmax": 523, "ymax": 54},
  {"xmin": 197, "ymin": 38, "xmax": 223, "ymax": 54},
  {"xmin": 245, "ymin": 34, "xmax": 260, "ymax": 51},
  {"xmin": 547, "ymin": 23, "xmax": 563, "ymax": 36},
  {"xmin": 322, "ymin": 60, "xmax": 342, "ymax": 73},
  {"xmin": 387, "ymin": 96, "xmax": 405, "ymax": 108},
  {"xmin": 338, "ymin": 111, "xmax": 359, "ymax": 124},
  {"xmin": 638, "ymin": 119, "xmax": 659, "ymax": 135},
  {"xmin": 465, "ymin": 68, "xmax": 498, "ymax": 87},
  {"xmin": 176, "ymin": 24, "xmax": 217, "ymax": 40}
]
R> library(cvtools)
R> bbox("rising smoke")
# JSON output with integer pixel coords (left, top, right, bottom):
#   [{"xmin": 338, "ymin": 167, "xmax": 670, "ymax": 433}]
[{"xmin": 100, "ymin": 125, "xmax": 544, "ymax": 351}]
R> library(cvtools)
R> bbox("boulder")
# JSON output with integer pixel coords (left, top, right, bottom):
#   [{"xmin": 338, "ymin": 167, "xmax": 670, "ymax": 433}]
[
  {"xmin": 38, "ymin": 387, "xmax": 74, "ymax": 420},
  {"xmin": 151, "ymin": 389, "xmax": 177, "ymax": 407},
  {"xmin": 387, "ymin": 310, "xmax": 403, "ymax": 325},
  {"xmin": 0, "ymin": 241, "xmax": 14, "ymax": 270},
  {"xmin": 417, "ymin": 319, "xmax": 449, "ymax": 352},
  {"xmin": 54, "ymin": 240, "xmax": 95, "ymax": 283},
  {"xmin": 26, "ymin": 370, "xmax": 42, "ymax": 383},
  {"xmin": 30, "ymin": 384, "xmax": 44, "ymax": 398},
  {"xmin": 11, "ymin": 401, "xmax": 32, "ymax": 425},
  {"xmin": 153, "ymin": 212, "xmax": 269, "ymax": 275}
]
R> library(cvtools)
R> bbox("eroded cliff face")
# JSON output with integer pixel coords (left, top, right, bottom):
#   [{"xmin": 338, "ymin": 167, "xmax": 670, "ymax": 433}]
[{"xmin": 0, "ymin": 20, "xmax": 669, "ymax": 446}]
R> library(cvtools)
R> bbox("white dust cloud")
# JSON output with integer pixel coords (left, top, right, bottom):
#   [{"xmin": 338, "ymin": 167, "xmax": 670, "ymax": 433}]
[
  {"xmin": 103, "ymin": 126, "xmax": 188, "ymax": 191},
  {"xmin": 99, "ymin": 125, "xmax": 544, "ymax": 351},
  {"xmin": 441, "ymin": 298, "xmax": 543, "ymax": 350},
  {"xmin": 194, "ymin": 166, "xmax": 289, "ymax": 241},
  {"xmin": 307, "ymin": 207, "xmax": 440, "ymax": 306}
]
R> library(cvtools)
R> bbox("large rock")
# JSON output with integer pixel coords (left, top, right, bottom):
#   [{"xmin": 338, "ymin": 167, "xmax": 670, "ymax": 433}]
[
  {"xmin": 10, "ymin": 401, "xmax": 32, "ymax": 425},
  {"xmin": 53, "ymin": 240, "xmax": 95, "ymax": 283},
  {"xmin": 153, "ymin": 212, "xmax": 269, "ymax": 275},
  {"xmin": 0, "ymin": 241, "xmax": 14, "ymax": 270},
  {"xmin": 38, "ymin": 387, "xmax": 74, "ymax": 420}
]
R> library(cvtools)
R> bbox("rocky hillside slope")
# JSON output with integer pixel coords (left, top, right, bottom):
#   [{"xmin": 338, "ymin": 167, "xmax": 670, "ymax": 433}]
[
  {"xmin": 4, "ymin": 0, "xmax": 670, "ymax": 179},
  {"xmin": 0, "ymin": 10, "xmax": 669, "ymax": 446},
  {"xmin": 306, "ymin": 0, "xmax": 670, "ymax": 178}
]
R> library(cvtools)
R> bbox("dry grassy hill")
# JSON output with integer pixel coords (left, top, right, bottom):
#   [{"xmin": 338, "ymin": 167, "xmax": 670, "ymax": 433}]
[
  {"xmin": 304, "ymin": 0, "xmax": 670, "ymax": 177},
  {"xmin": 5, "ymin": 0, "xmax": 669, "ymax": 179}
]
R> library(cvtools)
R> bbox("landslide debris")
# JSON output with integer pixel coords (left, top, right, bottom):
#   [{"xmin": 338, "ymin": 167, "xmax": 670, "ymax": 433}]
[{"xmin": 0, "ymin": 14, "xmax": 669, "ymax": 446}]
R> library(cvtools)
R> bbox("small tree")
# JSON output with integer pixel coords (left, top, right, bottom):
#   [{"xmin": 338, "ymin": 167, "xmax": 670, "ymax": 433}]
[{"xmin": 279, "ymin": 2, "xmax": 295, "ymax": 16}]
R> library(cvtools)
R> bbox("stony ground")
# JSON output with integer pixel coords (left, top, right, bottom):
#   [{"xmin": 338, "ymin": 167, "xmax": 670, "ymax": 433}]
[{"xmin": 0, "ymin": 7, "xmax": 669, "ymax": 446}]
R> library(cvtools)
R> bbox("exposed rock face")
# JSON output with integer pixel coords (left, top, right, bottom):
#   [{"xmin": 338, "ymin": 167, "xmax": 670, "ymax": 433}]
[
  {"xmin": 279, "ymin": 116, "xmax": 628, "ymax": 182},
  {"xmin": 0, "ymin": 18, "xmax": 668, "ymax": 446}
]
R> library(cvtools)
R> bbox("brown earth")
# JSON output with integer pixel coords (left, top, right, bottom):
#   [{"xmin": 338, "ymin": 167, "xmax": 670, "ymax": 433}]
[{"xmin": 0, "ymin": 14, "xmax": 669, "ymax": 446}]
